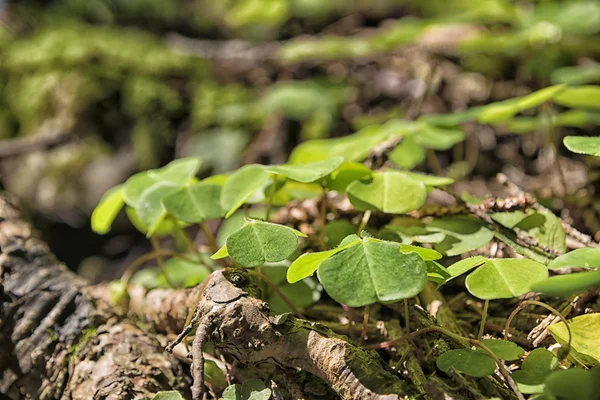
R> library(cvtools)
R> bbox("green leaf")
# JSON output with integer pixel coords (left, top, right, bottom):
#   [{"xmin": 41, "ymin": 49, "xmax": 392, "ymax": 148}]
[
  {"xmin": 549, "ymin": 313, "xmax": 600, "ymax": 366},
  {"xmin": 289, "ymin": 126, "xmax": 391, "ymax": 164},
  {"xmin": 381, "ymin": 217, "xmax": 446, "ymax": 244},
  {"xmin": 477, "ymin": 84, "xmax": 566, "ymax": 123},
  {"xmin": 531, "ymin": 270, "xmax": 600, "ymax": 297},
  {"xmin": 563, "ymin": 136, "xmax": 600, "ymax": 157},
  {"xmin": 491, "ymin": 210, "xmax": 531, "ymax": 228},
  {"xmin": 123, "ymin": 172, "xmax": 160, "ymax": 207},
  {"xmin": 265, "ymin": 157, "xmax": 344, "ymax": 183},
  {"xmin": 204, "ymin": 360, "xmax": 227, "ymax": 390},
  {"xmin": 480, "ymin": 339, "xmax": 525, "ymax": 361},
  {"xmin": 287, "ymin": 237, "xmax": 361, "ymax": 283},
  {"xmin": 551, "ymin": 64, "xmax": 600, "ymax": 85},
  {"xmin": 125, "ymin": 207, "xmax": 185, "ymax": 237},
  {"xmin": 91, "ymin": 184, "xmax": 124, "ymax": 234},
  {"xmin": 317, "ymin": 238, "xmax": 427, "ymax": 307},
  {"xmin": 428, "ymin": 216, "xmax": 495, "ymax": 256},
  {"xmin": 415, "ymin": 123, "xmax": 466, "ymax": 150},
  {"xmin": 162, "ymin": 183, "xmax": 222, "ymax": 223},
  {"xmin": 494, "ymin": 230, "xmax": 554, "ymax": 265},
  {"xmin": 548, "ymin": 247, "xmax": 600, "ymax": 269},
  {"xmin": 225, "ymin": 219, "xmax": 300, "ymax": 267},
  {"xmin": 543, "ymin": 368, "xmax": 600, "ymax": 400},
  {"xmin": 426, "ymin": 260, "xmax": 451, "ymax": 286},
  {"xmin": 152, "ymin": 391, "xmax": 185, "ymax": 400},
  {"xmin": 137, "ymin": 183, "xmax": 181, "ymax": 237},
  {"xmin": 399, "ymin": 244, "xmax": 442, "ymax": 260},
  {"xmin": 465, "ymin": 258, "xmax": 548, "ymax": 299},
  {"xmin": 388, "ymin": 136, "xmax": 425, "ymax": 169},
  {"xmin": 399, "ymin": 171, "xmax": 454, "ymax": 187},
  {"xmin": 514, "ymin": 210, "xmax": 566, "ymax": 254},
  {"xmin": 493, "ymin": 210, "xmax": 565, "ymax": 256},
  {"xmin": 436, "ymin": 349, "xmax": 497, "ymax": 378},
  {"xmin": 347, "ymin": 170, "xmax": 427, "ymax": 214},
  {"xmin": 512, "ymin": 349, "xmax": 558, "ymax": 394},
  {"xmin": 220, "ymin": 384, "xmax": 242, "ymax": 400},
  {"xmin": 211, "ymin": 244, "xmax": 229, "ymax": 260},
  {"xmin": 147, "ymin": 157, "xmax": 202, "ymax": 184},
  {"xmin": 241, "ymin": 379, "xmax": 271, "ymax": 400},
  {"xmin": 554, "ymin": 86, "xmax": 600, "ymax": 110},
  {"xmin": 221, "ymin": 164, "xmax": 271, "ymax": 218},
  {"xmin": 325, "ymin": 161, "xmax": 372, "ymax": 192},
  {"xmin": 447, "ymin": 256, "xmax": 488, "ymax": 279}
]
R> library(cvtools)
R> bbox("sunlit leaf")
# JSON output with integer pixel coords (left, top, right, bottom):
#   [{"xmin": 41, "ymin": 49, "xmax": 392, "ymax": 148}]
[
  {"xmin": 221, "ymin": 164, "xmax": 271, "ymax": 218},
  {"xmin": 162, "ymin": 183, "xmax": 222, "ymax": 223},
  {"xmin": 152, "ymin": 391, "xmax": 185, "ymax": 400},
  {"xmin": 428, "ymin": 216, "xmax": 495, "ymax": 256},
  {"xmin": 147, "ymin": 157, "xmax": 201, "ymax": 184},
  {"xmin": 531, "ymin": 270, "xmax": 600, "ymax": 297},
  {"xmin": 347, "ymin": 170, "xmax": 427, "ymax": 214},
  {"xmin": 436, "ymin": 349, "xmax": 496, "ymax": 378},
  {"xmin": 265, "ymin": 156, "xmax": 344, "ymax": 183},
  {"xmin": 550, "ymin": 313, "xmax": 600, "ymax": 366},
  {"xmin": 399, "ymin": 244, "xmax": 442, "ymax": 260},
  {"xmin": 317, "ymin": 238, "xmax": 427, "ymax": 307},
  {"xmin": 287, "ymin": 236, "xmax": 360, "ymax": 283},
  {"xmin": 477, "ymin": 84, "xmax": 566, "ymax": 123},
  {"xmin": 548, "ymin": 247, "xmax": 600, "ymax": 269},
  {"xmin": 225, "ymin": 219, "xmax": 301, "ymax": 267},
  {"xmin": 137, "ymin": 183, "xmax": 180, "ymax": 237},
  {"xmin": 289, "ymin": 126, "xmax": 390, "ymax": 164},
  {"xmin": 447, "ymin": 256, "xmax": 488, "ymax": 279},
  {"xmin": 388, "ymin": 136, "xmax": 425, "ymax": 169},
  {"xmin": 325, "ymin": 161, "xmax": 372, "ymax": 192},
  {"xmin": 92, "ymin": 184, "xmax": 124, "ymax": 234},
  {"xmin": 554, "ymin": 86, "xmax": 600, "ymax": 110},
  {"xmin": 400, "ymin": 171, "xmax": 454, "ymax": 187},
  {"xmin": 465, "ymin": 258, "xmax": 548, "ymax": 299},
  {"xmin": 426, "ymin": 260, "xmax": 451, "ymax": 285},
  {"xmin": 563, "ymin": 136, "xmax": 600, "ymax": 157},
  {"xmin": 415, "ymin": 123, "xmax": 465, "ymax": 150},
  {"xmin": 551, "ymin": 64, "xmax": 600, "ymax": 85}
]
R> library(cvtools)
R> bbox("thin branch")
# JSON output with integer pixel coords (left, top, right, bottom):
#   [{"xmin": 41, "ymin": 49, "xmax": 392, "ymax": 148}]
[{"xmin": 0, "ymin": 132, "xmax": 73, "ymax": 159}]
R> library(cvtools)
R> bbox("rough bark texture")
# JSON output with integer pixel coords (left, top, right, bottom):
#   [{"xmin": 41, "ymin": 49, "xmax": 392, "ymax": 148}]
[{"xmin": 0, "ymin": 193, "xmax": 188, "ymax": 399}]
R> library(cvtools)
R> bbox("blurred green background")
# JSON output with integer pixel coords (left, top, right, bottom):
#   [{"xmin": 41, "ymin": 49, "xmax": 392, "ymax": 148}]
[{"xmin": 0, "ymin": 0, "xmax": 598, "ymax": 279}]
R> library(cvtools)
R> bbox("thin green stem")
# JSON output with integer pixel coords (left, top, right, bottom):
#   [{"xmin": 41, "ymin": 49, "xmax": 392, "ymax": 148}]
[
  {"xmin": 150, "ymin": 236, "xmax": 176, "ymax": 288},
  {"xmin": 318, "ymin": 186, "xmax": 328, "ymax": 250},
  {"xmin": 504, "ymin": 300, "xmax": 572, "ymax": 350},
  {"xmin": 200, "ymin": 221, "xmax": 218, "ymax": 253},
  {"xmin": 478, "ymin": 299, "xmax": 489, "ymax": 341},
  {"xmin": 357, "ymin": 210, "xmax": 372, "ymax": 234},
  {"xmin": 121, "ymin": 249, "xmax": 198, "ymax": 284},
  {"xmin": 265, "ymin": 174, "xmax": 278, "ymax": 221}
]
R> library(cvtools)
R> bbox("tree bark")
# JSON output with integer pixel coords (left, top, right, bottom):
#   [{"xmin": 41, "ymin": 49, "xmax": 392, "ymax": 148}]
[{"xmin": 0, "ymin": 193, "xmax": 188, "ymax": 399}]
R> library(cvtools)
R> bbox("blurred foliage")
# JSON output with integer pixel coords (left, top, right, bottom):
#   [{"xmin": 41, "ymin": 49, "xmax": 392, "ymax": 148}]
[{"xmin": 1, "ymin": 0, "xmax": 599, "ymax": 238}]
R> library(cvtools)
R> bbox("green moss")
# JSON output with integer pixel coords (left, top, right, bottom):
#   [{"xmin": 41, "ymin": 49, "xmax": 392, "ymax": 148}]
[{"xmin": 68, "ymin": 326, "xmax": 98, "ymax": 360}]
